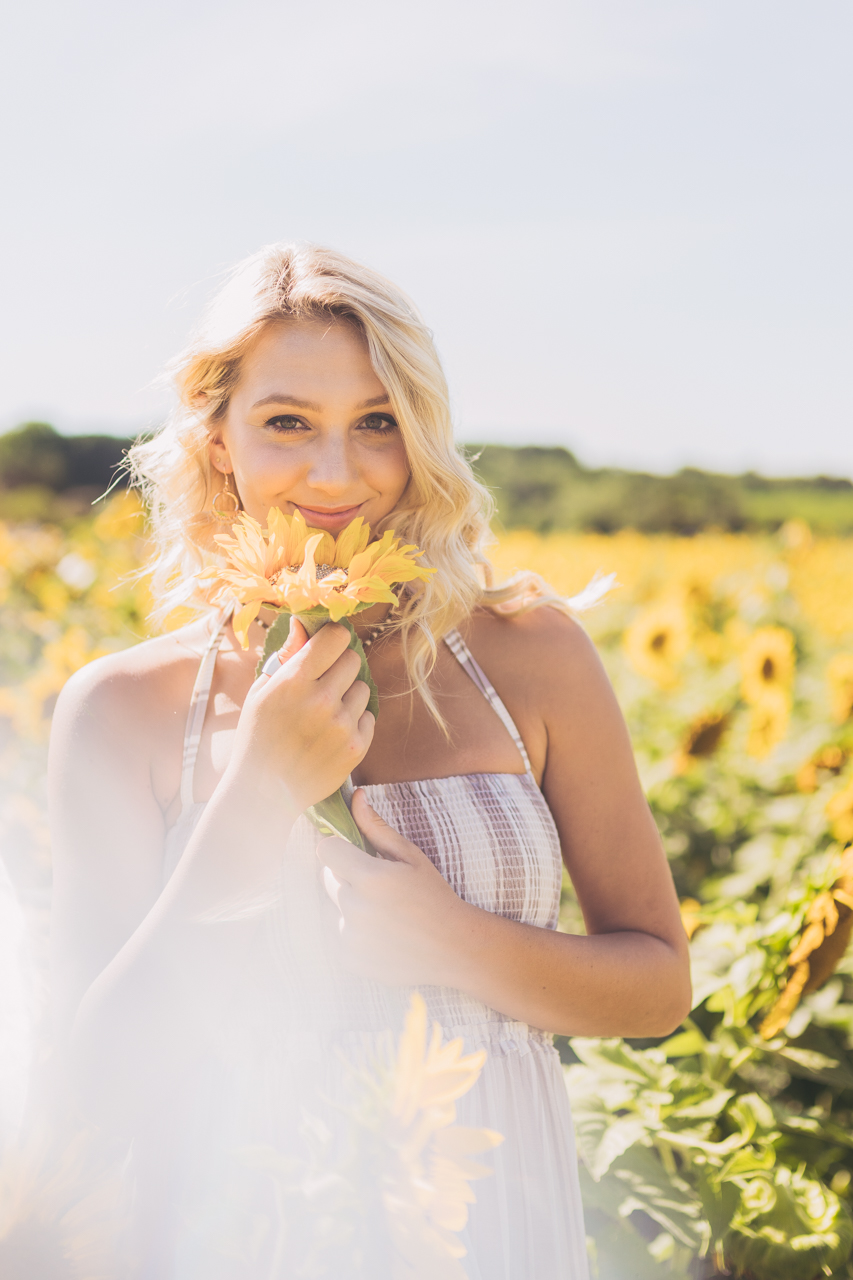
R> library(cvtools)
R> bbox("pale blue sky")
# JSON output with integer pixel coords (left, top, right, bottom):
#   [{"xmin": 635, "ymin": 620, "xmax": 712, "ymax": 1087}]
[{"xmin": 1, "ymin": 0, "xmax": 850, "ymax": 474}]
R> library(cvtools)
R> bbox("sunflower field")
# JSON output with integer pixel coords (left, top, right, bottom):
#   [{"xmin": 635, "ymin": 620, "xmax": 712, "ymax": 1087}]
[{"xmin": 5, "ymin": 498, "xmax": 853, "ymax": 1277}]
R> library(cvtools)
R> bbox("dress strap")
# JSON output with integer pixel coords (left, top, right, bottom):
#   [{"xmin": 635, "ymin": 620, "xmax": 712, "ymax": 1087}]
[
  {"xmin": 443, "ymin": 628, "xmax": 532, "ymax": 774},
  {"xmin": 179, "ymin": 610, "xmax": 231, "ymax": 813}
]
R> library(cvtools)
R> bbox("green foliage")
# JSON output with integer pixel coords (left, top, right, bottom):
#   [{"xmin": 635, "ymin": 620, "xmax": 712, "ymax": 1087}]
[
  {"xmin": 563, "ymin": 569, "xmax": 853, "ymax": 1277},
  {"xmin": 0, "ymin": 423, "xmax": 131, "ymax": 502},
  {"xmin": 471, "ymin": 445, "xmax": 853, "ymax": 535}
]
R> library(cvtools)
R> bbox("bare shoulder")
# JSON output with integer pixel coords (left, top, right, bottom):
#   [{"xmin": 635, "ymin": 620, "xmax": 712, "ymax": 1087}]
[
  {"xmin": 52, "ymin": 619, "xmax": 212, "ymax": 747},
  {"xmin": 464, "ymin": 605, "xmax": 606, "ymax": 704}
]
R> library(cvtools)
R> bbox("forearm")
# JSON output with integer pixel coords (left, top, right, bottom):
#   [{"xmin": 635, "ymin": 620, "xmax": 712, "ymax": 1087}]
[
  {"xmin": 445, "ymin": 903, "xmax": 692, "ymax": 1038},
  {"xmin": 67, "ymin": 769, "xmax": 297, "ymax": 1125}
]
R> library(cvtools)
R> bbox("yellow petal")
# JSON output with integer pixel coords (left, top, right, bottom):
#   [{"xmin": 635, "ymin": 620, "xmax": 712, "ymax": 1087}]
[
  {"xmin": 393, "ymin": 992, "xmax": 428, "ymax": 1120},
  {"xmin": 432, "ymin": 1127, "xmax": 504, "ymax": 1156},
  {"xmin": 312, "ymin": 530, "xmax": 337, "ymax": 565},
  {"xmin": 233, "ymin": 600, "xmax": 261, "ymax": 649},
  {"xmin": 348, "ymin": 532, "xmax": 397, "ymax": 580},
  {"xmin": 342, "ymin": 576, "xmax": 398, "ymax": 606},
  {"xmin": 418, "ymin": 1065, "xmax": 486, "ymax": 1107},
  {"xmin": 266, "ymin": 507, "xmax": 297, "ymax": 564},
  {"xmin": 333, "ymin": 516, "xmax": 370, "ymax": 567},
  {"xmin": 325, "ymin": 594, "xmax": 361, "ymax": 622},
  {"xmin": 297, "ymin": 533, "xmax": 325, "ymax": 587}
]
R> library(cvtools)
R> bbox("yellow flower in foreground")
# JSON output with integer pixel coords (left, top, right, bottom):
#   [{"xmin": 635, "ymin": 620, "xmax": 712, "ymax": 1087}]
[
  {"xmin": 746, "ymin": 686, "xmax": 790, "ymax": 759},
  {"xmin": 740, "ymin": 626, "xmax": 795, "ymax": 706},
  {"xmin": 199, "ymin": 509, "xmax": 434, "ymax": 647},
  {"xmin": 827, "ymin": 653, "xmax": 853, "ymax": 723},
  {"xmin": 623, "ymin": 600, "xmax": 691, "ymax": 686},
  {"xmin": 384, "ymin": 993, "xmax": 503, "ymax": 1277}
]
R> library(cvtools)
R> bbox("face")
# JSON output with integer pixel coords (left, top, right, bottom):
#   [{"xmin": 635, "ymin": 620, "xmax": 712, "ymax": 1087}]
[{"xmin": 210, "ymin": 317, "xmax": 411, "ymax": 535}]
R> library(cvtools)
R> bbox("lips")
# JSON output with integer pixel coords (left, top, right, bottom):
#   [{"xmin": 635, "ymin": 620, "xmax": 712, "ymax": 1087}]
[{"xmin": 294, "ymin": 503, "xmax": 364, "ymax": 530}]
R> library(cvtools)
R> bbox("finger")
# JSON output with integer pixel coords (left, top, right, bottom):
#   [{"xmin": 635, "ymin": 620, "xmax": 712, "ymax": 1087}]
[
  {"xmin": 316, "ymin": 834, "xmax": 377, "ymax": 884},
  {"xmin": 314, "ymin": 648, "xmax": 363, "ymax": 705},
  {"xmin": 249, "ymin": 618, "xmax": 309, "ymax": 694},
  {"xmin": 340, "ymin": 678, "xmax": 371, "ymax": 719},
  {"xmin": 357, "ymin": 709, "xmax": 376, "ymax": 748},
  {"xmin": 293, "ymin": 622, "xmax": 353, "ymax": 679},
  {"xmin": 351, "ymin": 790, "xmax": 422, "ymax": 863}
]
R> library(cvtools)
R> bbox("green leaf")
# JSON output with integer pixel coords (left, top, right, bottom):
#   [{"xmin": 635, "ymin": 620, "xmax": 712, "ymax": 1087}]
[
  {"xmin": 585, "ymin": 1143, "xmax": 708, "ymax": 1251},
  {"xmin": 773, "ymin": 1106, "xmax": 853, "ymax": 1152},
  {"xmin": 774, "ymin": 1045, "xmax": 853, "ymax": 1090},
  {"xmin": 571, "ymin": 1093, "xmax": 652, "ymax": 1181},
  {"xmin": 340, "ymin": 617, "xmax": 379, "ymax": 721},
  {"xmin": 715, "ymin": 1144, "xmax": 776, "ymax": 1184},
  {"xmin": 724, "ymin": 1166, "xmax": 853, "ymax": 1280},
  {"xmin": 256, "ymin": 610, "xmax": 294, "ymax": 676},
  {"xmin": 307, "ymin": 790, "xmax": 369, "ymax": 852},
  {"xmin": 662, "ymin": 1028, "xmax": 708, "ymax": 1059},
  {"xmin": 583, "ymin": 1206, "xmax": 695, "ymax": 1280}
]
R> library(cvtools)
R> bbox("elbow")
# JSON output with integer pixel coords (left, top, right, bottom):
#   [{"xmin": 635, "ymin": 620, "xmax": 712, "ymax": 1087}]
[
  {"xmin": 618, "ymin": 946, "xmax": 692, "ymax": 1039},
  {"xmin": 645, "ymin": 967, "xmax": 693, "ymax": 1039}
]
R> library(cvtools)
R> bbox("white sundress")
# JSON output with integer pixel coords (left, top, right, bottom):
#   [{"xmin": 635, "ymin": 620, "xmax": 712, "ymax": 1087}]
[{"xmin": 162, "ymin": 617, "xmax": 590, "ymax": 1280}]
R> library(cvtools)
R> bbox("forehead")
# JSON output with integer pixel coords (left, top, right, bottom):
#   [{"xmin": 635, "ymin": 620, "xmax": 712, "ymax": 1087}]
[{"xmin": 236, "ymin": 316, "xmax": 387, "ymax": 401}]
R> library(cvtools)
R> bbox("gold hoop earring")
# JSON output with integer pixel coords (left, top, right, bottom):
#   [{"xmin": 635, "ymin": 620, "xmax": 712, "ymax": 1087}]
[{"xmin": 211, "ymin": 470, "xmax": 241, "ymax": 520}]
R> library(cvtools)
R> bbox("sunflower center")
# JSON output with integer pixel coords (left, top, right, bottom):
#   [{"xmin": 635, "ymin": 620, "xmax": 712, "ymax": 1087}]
[
  {"xmin": 315, "ymin": 564, "xmax": 341, "ymax": 581},
  {"xmin": 285, "ymin": 562, "xmax": 346, "ymax": 581},
  {"xmin": 762, "ymin": 657, "xmax": 775, "ymax": 680}
]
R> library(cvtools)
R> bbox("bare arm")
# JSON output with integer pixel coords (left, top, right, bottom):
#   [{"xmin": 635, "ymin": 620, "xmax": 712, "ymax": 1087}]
[
  {"xmin": 50, "ymin": 620, "xmax": 373, "ymax": 1126},
  {"xmin": 318, "ymin": 610, "xmax": 691, "ymax": 1038}
]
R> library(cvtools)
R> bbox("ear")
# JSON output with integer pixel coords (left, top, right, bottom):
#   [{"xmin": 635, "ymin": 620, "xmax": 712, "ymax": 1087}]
[{"xmin": 207, "ymin": 435, "xmax": 232, "ymax": 475}]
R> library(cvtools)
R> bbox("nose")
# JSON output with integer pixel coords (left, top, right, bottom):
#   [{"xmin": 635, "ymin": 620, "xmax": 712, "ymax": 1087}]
[{"xmin": 305, "ymin": 433, "xmax": 360, "ymax": 498}]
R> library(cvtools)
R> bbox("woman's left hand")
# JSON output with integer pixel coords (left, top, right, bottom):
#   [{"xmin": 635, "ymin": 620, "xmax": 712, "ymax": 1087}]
[{"xmin": 316, "ymin": 789, "xmax": 472, "ymax": 987}]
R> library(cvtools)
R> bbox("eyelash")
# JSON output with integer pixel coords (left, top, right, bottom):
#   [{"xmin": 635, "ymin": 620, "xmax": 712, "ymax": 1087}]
[
  {"xmin": 360, "ymin": 413, "xmax": 398, "ymax": 433},
  {"xmin": 265, "ymin": 413, "xmax": 398, "ymax": 434}
]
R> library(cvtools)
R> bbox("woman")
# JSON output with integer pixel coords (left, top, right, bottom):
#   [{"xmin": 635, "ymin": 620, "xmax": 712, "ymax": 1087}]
[{"xmin": 48, "ymin": 243, "xmax": 690, "ymax": 1278}]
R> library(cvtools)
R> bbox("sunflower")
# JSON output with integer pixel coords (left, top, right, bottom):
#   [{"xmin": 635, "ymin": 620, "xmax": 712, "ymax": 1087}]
[
  {"xmin": 827, "ymin": 777, "xmax": 853, "ymax": 845},
  {"xmin": 740, "ymin": 626, "xmax": 795, "ymax": 706},
  {"xmin": 795, "ymin": 745, "xmax": 846, "ymax": 794},
  {"xmin": 746, "ymin": 686, "xmax": 790, "ymax": 759},
  {"xmin": 383, "ymin": 992, "xmax": 503, "ymax": 1274},
  {"xmin": 623, "ymin": 600, "xmax": 691, "ymax": 687},
  {"xmin": 673, "ymin": 711, "xmax": 731, "ymax": 773},
  {"xmin": 199, "ymin": 509, "xmax": 434, "ymax": 647},
  {"xmin": 827, "ymin": 653, "xmax": 853, "ymax": 723},
  {"xmin": 760, "ymin": 849, "xmax": 853, "ymax": 1039}
]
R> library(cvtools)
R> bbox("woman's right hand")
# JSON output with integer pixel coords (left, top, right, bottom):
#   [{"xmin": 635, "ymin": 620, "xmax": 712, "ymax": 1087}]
[{"xmin": 226, "ymin": 619, "xmax": 374, "ymax": 812}]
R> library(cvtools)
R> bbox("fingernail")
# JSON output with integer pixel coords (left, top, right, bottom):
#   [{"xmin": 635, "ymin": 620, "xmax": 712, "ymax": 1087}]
[{"xmin": 261, "ymin": 650, "xmax": 284, "ymax": 676}]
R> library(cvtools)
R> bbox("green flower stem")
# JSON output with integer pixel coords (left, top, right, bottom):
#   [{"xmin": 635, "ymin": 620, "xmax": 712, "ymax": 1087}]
[{"xmin": 256, "ymin": 609, "xmax": 379, "ymax": 855}]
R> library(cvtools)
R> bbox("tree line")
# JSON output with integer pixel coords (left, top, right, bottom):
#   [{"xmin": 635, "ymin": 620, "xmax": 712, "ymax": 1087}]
[{"xmin": 2, "ymin": 422, "xmax": 852, "ymax": 534}]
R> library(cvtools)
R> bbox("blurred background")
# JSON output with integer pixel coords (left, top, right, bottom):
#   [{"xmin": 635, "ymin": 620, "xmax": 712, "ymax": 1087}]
[{"xmin": 4, "ymin": 5, "xmax": 853, "ymax": 1279}]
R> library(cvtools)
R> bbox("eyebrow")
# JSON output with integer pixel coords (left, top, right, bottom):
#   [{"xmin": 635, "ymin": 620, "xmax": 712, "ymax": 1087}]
[{"xmin": 251, "ymin": 393, "xmax": 392, "ymax": 412}]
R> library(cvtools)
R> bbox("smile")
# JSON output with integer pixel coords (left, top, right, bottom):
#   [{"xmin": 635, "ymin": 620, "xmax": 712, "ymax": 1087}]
[{"xmin": 294, "ymin": 502, "xmax": 365, "ymax": 529}]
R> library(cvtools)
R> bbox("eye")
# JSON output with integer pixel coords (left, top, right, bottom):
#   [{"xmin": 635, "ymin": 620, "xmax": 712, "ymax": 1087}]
[
  {"xmin": 265, "ymin": 415, "xmax": 307, "ymax": 434},
  {"xmin": 359, "ymin": 413, "xmax": 398, "ymax": 433}
]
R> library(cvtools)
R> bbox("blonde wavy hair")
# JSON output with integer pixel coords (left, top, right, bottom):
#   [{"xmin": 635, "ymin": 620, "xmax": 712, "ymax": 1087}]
[{"xmin": 128, "ymin": 242, "xmax": 596, "ymax": 724}]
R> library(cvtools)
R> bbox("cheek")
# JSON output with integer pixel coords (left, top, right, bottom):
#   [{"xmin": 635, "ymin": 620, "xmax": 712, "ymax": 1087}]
[
  {"xmin": 236, "ymin": 440, "xmax": 305, "ymax": 500},
  {"xmin": 370, "ymin": 440, "xmax": 410, "ymax": 499}
]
